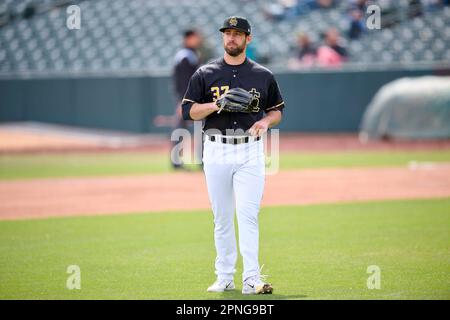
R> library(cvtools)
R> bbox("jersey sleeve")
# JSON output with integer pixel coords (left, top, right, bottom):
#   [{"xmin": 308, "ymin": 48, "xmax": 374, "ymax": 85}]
[
  {"xmin": 181, "ymin": 70, "xmax": 204, "ymax": 120},
  {"xmin": 265, "ymin": 74, "xmax": 285, "ymax": 113}
]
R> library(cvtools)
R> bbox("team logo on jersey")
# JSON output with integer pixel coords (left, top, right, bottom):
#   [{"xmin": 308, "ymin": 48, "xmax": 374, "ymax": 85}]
[
  {"xmin": 249, "ymin": 88, "xmax": 260, "ymax": 112},
  {"xmin": 229, "ymin": 17, "xmax": 238, "ymax": 26}
]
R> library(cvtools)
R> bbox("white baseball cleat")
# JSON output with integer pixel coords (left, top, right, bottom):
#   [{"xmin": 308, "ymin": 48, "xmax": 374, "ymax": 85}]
[
  {"xmin": 206, "ymin": 279, "xmax": 235, "ymax": 293},
  {"xmin": 242, "ymin": 274, "xmax": 273, "ymax": 295}
]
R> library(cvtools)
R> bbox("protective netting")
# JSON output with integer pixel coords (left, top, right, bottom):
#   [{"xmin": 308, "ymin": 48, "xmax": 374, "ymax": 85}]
[{"xmin": 360, "ymin": 76, "xmax": 450, "ymax": 140}]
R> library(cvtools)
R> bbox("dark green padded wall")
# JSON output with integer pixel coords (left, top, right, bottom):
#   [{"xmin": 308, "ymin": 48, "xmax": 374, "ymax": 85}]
[{"xmin": 0, "ymin": 68, "xmax": 443, "ymax": 133}]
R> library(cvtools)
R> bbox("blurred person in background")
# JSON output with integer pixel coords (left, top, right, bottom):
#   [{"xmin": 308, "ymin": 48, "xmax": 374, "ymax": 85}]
[
  {"xmin": 347, "ymin": 0, "xmax": 368, "ymax": 11},
  {"xmin": 316, "ymin": 28, "xmax": 349, "ymax": 67},
  {"xmin": 411, "ymin": 0, "xmax": 449, "ymax": 12},
  {"xmin": 296, "ymin": 0, "xmax": 336, "ymax": 13},
  {"xmin": 297, "ymin": 32, "xmax": 317, "ymax": 63},
  {"xmin": 171, "ymin": 29, "xmax": 203, "ymax": 170},
  {"xmin": 408, "ymin": 0, "xmax": 424, "ymax": 18},
  {"xmin": 347, "ymin": 6, "xmax": 366, "ymax": 40},
  {"xmin": 288, "ymin": 32, "xmax": 317, "ymax": 68},
  {"xmin": 264, "ymin": 0, "xmax": 337, "ymax": 20},
  {"xmin": 263, "ymin": 0, "xmax": 299, "ymax": 21},
  {"xmin": 246, "ymin": 38, "xmax": 271, "ymax": 64},
  {"xmin": 315, "ymin": 0, "xmax": 335, "ymax": 8},
  {"xmin": 346, "ymin": 0, "xmax": 368, "ymax": 40}
]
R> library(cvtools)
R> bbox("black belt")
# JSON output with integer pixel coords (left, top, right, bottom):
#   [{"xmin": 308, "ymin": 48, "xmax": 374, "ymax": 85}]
[{"xmin": 207, "ymin": 135, "xmax": 261, "ymax": 145}]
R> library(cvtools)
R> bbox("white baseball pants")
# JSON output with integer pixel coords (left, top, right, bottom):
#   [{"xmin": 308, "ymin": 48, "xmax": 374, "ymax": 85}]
[{"xmin": 202, "ymin": 136, "xmax": 265, "ymax": 282}]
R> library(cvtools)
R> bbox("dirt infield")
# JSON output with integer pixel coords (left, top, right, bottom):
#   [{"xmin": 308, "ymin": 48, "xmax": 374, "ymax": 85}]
[
  {"xmin": 1, "ymin": 123, "xmax": 449, "ymax": 220},
  {"xmin": 1, "ymin": 165, "xmax": 449, "ymax": 220},
  {"xmin": 2, "ymin": 123, "xmax": 450, "ymax": 154},
  {"xmin": 0, "ymin": 123, "xmax": 167, "ymax": 153}
]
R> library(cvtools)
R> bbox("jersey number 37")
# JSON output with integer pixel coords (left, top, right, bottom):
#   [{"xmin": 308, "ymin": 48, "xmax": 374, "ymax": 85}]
[{"xmin": 211, "ymin": 86, "xmax": 230, "ymax": 101}]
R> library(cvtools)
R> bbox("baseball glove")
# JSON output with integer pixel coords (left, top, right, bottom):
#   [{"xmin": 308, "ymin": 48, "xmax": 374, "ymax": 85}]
[{"xmin": 216, "ymin": 88, "xmax": 254, "ymax": 113}]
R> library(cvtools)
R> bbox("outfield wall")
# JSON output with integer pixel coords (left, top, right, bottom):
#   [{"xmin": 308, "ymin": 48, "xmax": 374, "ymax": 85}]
[{"xmin": 0, "ymin": 68, "xmax": 447, "ymax": 133}]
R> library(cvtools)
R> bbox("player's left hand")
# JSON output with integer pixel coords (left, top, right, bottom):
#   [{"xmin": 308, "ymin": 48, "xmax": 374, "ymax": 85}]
[{"xmin": 249, "ymin": 119, "xmax": 269, "ymax": 137}]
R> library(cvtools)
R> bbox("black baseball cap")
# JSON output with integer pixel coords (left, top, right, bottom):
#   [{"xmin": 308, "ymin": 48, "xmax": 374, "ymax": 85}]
[
  {"xmin": 183, "ymin": 29, "xmax": 198, "ymax": 38},
  {"xmin": 219, "ymin": 16, "xmax": 251, "ymax": 35}
]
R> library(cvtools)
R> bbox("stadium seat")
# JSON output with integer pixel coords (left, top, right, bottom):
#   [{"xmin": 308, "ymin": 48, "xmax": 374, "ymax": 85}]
[{"xmin": 0, "ymin": 0, "xmax": 449, "ymax": 73}]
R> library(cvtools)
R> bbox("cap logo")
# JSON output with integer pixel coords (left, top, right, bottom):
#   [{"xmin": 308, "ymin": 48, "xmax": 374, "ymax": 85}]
[{"xmin": 229, "ymin": 17, "xmax": 238, "ymax": 26}]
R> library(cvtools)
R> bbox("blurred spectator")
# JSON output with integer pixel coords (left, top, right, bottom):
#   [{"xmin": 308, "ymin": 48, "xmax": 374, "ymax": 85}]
[
  {"xmin": 22, "ymin": 3, "xmax": 36, "ymax": 19},
  {"xmin": 347, "ymin": 7, "xmax": 365, "ymax": 40},
  {"xmin": 264, "ymin": 0, "xmax": 336, "ymax": 21},
  {"xmin": 297, "ymin": 32, "xmax": 317, "ymax": 64},
  {"xmin": 246, "ymin": 40, "xmax": 259, "ymax": 61},
  {"xmin": 288, "ymin": 32, "xmax": 317, "ymax": 69},
  {"xmin": 316, "ymin": 0, "xmax": 335, "ymax": 8},
  {"xmin": 422, "ymin": 0, "xmax": 447, "ymax": 10},
  {"xmin": 263, "ymin": 0, "xmax": 298, "ymax": 21},
  {"xmin": 247, "ymin": 38, "xmax": 272, "ymax": 64},
  {"xmin": 171, "ymin": 29, "xmax": 202, "ymax": 170},
  {"xmin": 297, "ymin": 0, "xmax": 336, "ymax": 12},
  {"xmin": 294, "ymin": 0, "xmax": 317, "ymax": 16},
  {"xmin": 316, "ymin": 28, "xmax": 349, "ymax": 67},
  {"xmin": 408, "ymin": 0, "xmax": 424, "ymax": 18},
  {"xmin": 244, "ymin": 38, "xmax": 270, "ymax": 64},
  {"xmin": 348, "ymin": 0, "xmax": 368, "ymax": 11}
]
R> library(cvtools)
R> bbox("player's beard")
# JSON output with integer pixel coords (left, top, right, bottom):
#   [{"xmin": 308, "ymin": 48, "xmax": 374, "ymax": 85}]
[{"xmin": 224, "ymin": 40, "xmax": 246, "ymax": 57}]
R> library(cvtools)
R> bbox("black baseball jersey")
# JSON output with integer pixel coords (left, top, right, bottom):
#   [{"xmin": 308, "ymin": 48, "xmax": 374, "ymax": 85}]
[{"xmin": 181, "ymin": 57, "xmax": 284, "ymax": 134}]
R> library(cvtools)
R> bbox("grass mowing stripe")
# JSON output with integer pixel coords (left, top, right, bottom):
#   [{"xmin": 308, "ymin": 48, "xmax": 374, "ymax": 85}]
[
  {"xmin": 0, "ymin": 198, "xmax": 448, "ymax": 299},
  {"xmin": 1, "ymin": 150, "xmax": 450, "ymax": 180},
  {"xmin": 0, "ymin": 152, "xmax": 172, "ymax": 179}
]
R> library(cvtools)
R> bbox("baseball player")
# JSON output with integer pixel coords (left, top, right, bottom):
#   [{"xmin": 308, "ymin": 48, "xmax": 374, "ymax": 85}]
[{"xmin": 181, "ymin": 16, "xmax": 284, "ymax": 294}]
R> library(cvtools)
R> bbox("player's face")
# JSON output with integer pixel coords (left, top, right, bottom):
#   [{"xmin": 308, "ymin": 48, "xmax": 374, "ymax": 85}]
[{"xmin": 223, "ymin": 29, "xmax": 250, "ymax": 57}]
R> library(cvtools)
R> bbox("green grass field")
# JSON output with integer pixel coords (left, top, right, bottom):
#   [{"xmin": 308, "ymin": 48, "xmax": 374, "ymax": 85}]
[
  {"xmin": 0, "ymin": 198, "xmax": 449, "ymax": 300},
  {"xmin": 1, "ymin": 149, "xmax": 450, "ymax": 179}
]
